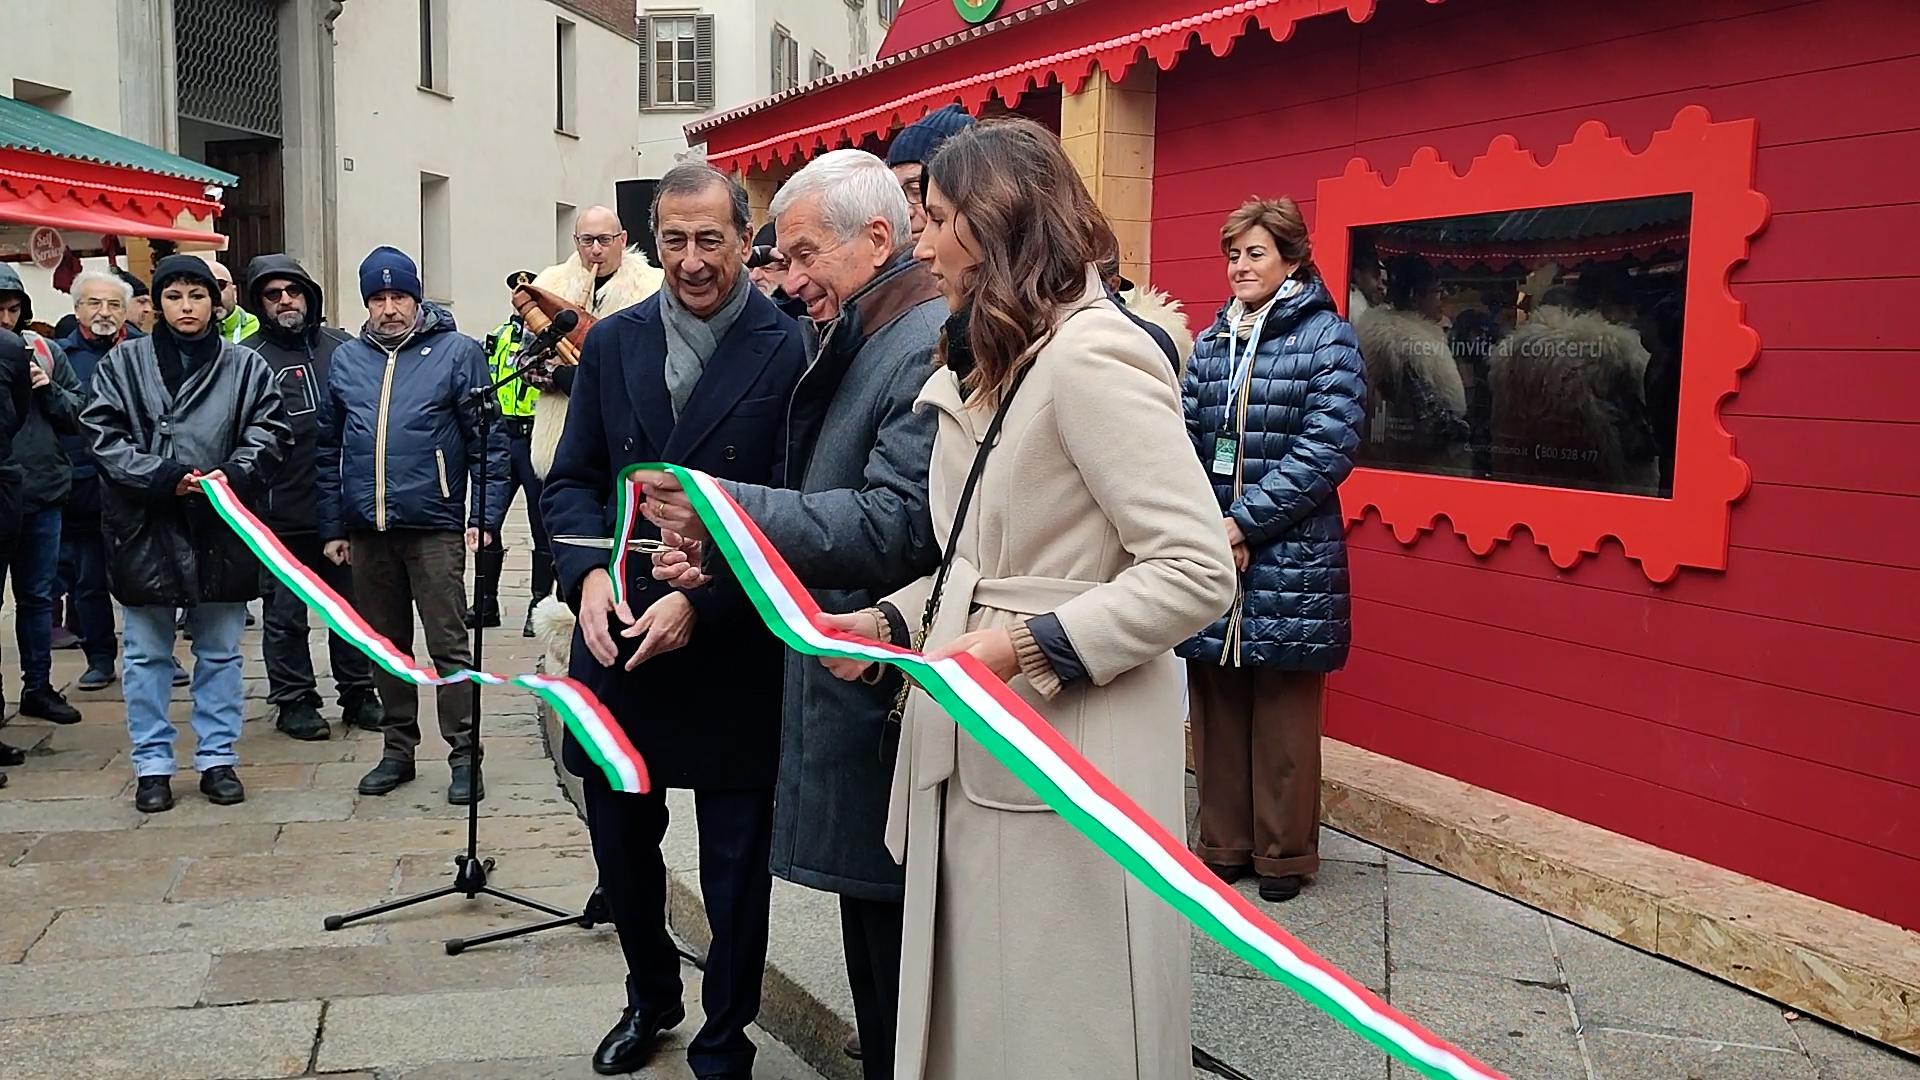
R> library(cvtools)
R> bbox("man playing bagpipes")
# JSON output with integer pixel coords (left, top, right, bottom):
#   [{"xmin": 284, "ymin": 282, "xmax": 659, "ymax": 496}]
[{"xmin": 470, "ymin": 206, "xmax": 662, "ymax": 633}]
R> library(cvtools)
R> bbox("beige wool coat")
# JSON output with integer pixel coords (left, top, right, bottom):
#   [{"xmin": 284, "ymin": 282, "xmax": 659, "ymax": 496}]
[{"xmin": 882, "ymin": 268, "xmax": 1238, "ymax": 1080}]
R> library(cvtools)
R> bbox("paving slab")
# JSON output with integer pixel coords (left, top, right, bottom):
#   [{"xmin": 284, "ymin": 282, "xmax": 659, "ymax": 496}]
[
  {"xmin": 350, "ymin": 734, "xmax": 552, "ymax": 762},
  {"xmin": 347, "ymin": 782, "xmax": 574, "ymax": 821},
  {"xmin": 1553, "ymin": 919, "xmax": 1800, "ymax": 1050},
  {"xmin": 0, "ymin": 793, "xmax": 146, "ymax": 832},
  {"xmin": 315, "ymin": 980, "xmax": 633, "ymax": 1070},
  {"xmin": 226, "ymin": 762, "xmax": 319, "ymax": 791},
  {"xmin": 0, "ymin": 856, "xmax": 180, "ymax": 908},
  {"xmin": 1193, "ymin": 860, "xmax": 1387, "ymax": 992},
  {"xmin": 169, "ymin": 852, "xmax": 400, "ymax": 901},
  {"xmin": 376, "ymin": 884, "xmax": 602, "ymax": 944},
  {"xmin": 0, "ymin": 767, "xmax": 130, "ymax": 799},
  {"xmin": 0, "ymin": 830, "xmax": 32, "ymax": 864},
  {"xmin": 273, "ymin": 812, "xmax": 588, "ymax": 855},
  {"xmin": 1389, "ymin": 968, "xmax": 1586, "ymax": 1080},
  {"xmin": 12, "ymin": 745, "xmax": 119, "ymax": 772},
  {"xmin": 1192, "ymin": 971, "xmax": 1390, "ymax": 1080},
  {"xmin": 1388, "ymin": 870, "xmax": 1558, "ymax": 981},
  {"xmin": 1584, "ymin": 1027, "xmax": 1818, "ymax": 1079},
  {"xmin": 1321, "ymin": 825, "xmax": 1388, "ymax": 867},
  {"xmin": 0, "ymin": 906, "xmax": 53, "ymax": 962},
  {"xmin": 26, "ymin": 894, "xmax": 380, "ymax": 961},
  {"xmin": 0, "ymin": 951, "xmax": 211, "ymax": 1019},
  {"xmin": 141, "ymin": 789, "xmax": 355, "ymax": 827},
  {"xmin": 0, "ymin": 999, "xmax": 321, "ymax": 1080},
  {"xmin": 17, "ymin": 822, "xmax": 281, "ymax": 863},
  {"xmin": 1789, "ymin": 1017, "xmax": 1920, "ymax": 1080}
]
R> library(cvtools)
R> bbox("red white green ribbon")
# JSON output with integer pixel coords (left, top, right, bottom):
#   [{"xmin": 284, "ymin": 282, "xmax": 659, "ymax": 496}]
[
  {"xmin": 198, "ymin": 475, "xmax": 649, "ymax": 795},
  {"xmin": 618, "ymin": 463, "xmax": 1506, "ymax": 1080}
]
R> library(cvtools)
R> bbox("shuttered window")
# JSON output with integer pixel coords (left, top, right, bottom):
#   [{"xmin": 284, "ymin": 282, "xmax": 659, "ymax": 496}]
[
  {"xmin": 640, "ymin": 13, "xmax": 713, "ymax": 109},
  {"xmin": 771, "ymin": 25, "xmax": 799, "ymax": 94}
]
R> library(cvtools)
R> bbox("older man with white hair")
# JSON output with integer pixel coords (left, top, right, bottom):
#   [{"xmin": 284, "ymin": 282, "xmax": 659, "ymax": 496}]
[{"xmin": 639, "ymin": 148, "xmax": 945, "ymax": 1080}]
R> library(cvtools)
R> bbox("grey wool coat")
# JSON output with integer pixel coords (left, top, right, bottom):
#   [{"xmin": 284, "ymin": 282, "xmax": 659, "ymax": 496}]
[{"xmin": 719, "ymin": 252, "xmax": 945, "ymax": 901}]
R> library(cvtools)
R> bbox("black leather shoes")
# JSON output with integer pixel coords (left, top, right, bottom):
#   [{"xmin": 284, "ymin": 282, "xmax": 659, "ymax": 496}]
[
  {"xmin": 0, "ymin": 742, "xmax": 24, "ymax": 767},
  {"xmin": 592, "ymin": 1003, "xmax": 686, "ymax": 1075},
  {"xmin": 19, "ymin": 687, "xmax": 82, "ymax": 724},
  {"xmin": 341, "ymin": 693, "xmax": 385, "ymax": 733},
  {"xmin": 135, "ymin": 775, "xmax": 174, "ymax": 813},
  {"xmin": 275, "ymin": 702, "xmax": 331, "ymax": 741},
  {"xmin": 357, "ymin": 758, "xmax": 415, "ymax": 796},
  {"xmin": 447, "ymin": 761, "xmax": 484, "ymax": 806},
  {"xmin": 199, "ymin": 766, "xmax": 246, "ymax": 805},
  {"xmin": 1258, "ymin": 874, "xmax": 1304, "ymax": 903}
]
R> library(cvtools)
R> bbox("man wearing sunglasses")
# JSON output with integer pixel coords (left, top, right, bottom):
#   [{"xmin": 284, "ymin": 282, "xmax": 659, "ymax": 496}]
[{"xmin": 237, "ymin": 254, "xmax": 383, "ymax": 742}]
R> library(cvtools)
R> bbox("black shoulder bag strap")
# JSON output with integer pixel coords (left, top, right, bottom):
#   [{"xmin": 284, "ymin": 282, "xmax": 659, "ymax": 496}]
[{"xmin": 916, "ymin": 361, "xmax": 1034, "ymax": 644}]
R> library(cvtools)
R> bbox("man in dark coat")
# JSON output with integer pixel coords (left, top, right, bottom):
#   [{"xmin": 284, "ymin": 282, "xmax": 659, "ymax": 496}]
[
  {"xmin": 240, "ymin": 254, "xmax": 382, "ymax": 741},
  {"xmin": 541, "ymin": 164, "xmax": 806, "ymax": 1080},
  {"xmin": 0, "ymin": 265, "xmax": 86, "ymax": 726},
  {"xmin": 0, "ymin": 328, "xmax": 38, "ymax": 783},
  {"xmin": 55, "ymin": 270, "xmax": 144, "ymax": 690},
  {"xmin": 640, "ymin": 148, "xmax": 942, "ymax": 1080},
  {"xmin": 315, "ymin": 246, "xmax": 508, "ymax": 805},
  {"xmin": 81, "ymin": 255, "xmax": 290, "ymax": 814}
]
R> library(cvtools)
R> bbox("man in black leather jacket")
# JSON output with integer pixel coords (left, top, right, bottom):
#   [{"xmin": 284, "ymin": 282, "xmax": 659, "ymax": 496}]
[{"xmin": 0, "ymin": 329, "xmax": 36, "ymax": 785}]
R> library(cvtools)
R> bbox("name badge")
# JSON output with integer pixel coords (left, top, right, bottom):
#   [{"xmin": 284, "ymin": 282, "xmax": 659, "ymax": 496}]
[{"xmin": 1211, "ymin": 436, "xmax": 1238, "ymax": 476}]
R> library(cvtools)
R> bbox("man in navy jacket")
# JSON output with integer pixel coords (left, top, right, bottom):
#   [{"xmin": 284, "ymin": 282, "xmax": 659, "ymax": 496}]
[
  {"xmin": 541, "ymin": 164, "xmax": 805, "ymax": 1080},
  {"xmin": 316, "ymin": 246, "xmax": 508, "ymax": 805}
]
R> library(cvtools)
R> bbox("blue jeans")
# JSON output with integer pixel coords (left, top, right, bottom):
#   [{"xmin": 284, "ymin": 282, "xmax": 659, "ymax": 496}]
[
  {"xmin": 123, "ymin": 603, "xmax": 247, "ymax": 777},
  {"xmin": 57, "ymin": 513, "xmax": 118, "ymax": 670},
  {"xmin": 0, "ymin": 508, "xmax": 62, "ymax": 692}
]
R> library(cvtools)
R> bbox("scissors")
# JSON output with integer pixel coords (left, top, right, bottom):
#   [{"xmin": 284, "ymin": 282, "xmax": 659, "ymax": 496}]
[{"xmin": 551, "ymin": 535, "xmax": 675, "ymax": 554}]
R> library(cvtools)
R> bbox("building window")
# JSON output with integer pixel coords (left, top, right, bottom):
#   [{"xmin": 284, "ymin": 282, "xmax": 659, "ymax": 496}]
[
  {"xmin": 811, "ymin": 51, "xmax": 834, "ymax": 82},
  {"xmin": 1348, "ymin": 193, "xmax": 1690, "ymax": 500},
  {"xmin": 556, "ymin": 203, "xmax": 576, "ymax": 262},
  {"xmin": 1317, "ymin": 107, "xmax": 1767, "ymax": 581},
  {"xmin": 419, "ymin": 172, "xmax": 451, "ymax": 303},
  {"xmin": 555, "ymin": 18, "xmax": 577, "ymax": 132},
  {"xmin": 418, "ymin": 0, "xmax": 449, "ymax": 94},
  {"xmin": 641, "ymin": 13, "xmax": 713, "ymax": 109},
  {"xmin": 771, "ymin": 25, "xmax": 799, "ymax": 93},
  {"xmin": 879, "ymin": 0, "xmax": 899, "ymax": 26}
]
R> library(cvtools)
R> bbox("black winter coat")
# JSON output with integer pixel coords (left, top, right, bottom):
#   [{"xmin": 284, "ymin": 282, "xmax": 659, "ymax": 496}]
[
  {"xmin": 0, "ymin": 330, "xmax": 34, "ymax": 551},
  {"xmin": 316, "ymin": 304, "xmax": 509, "ymax": 539},
  {"xmin": 1177, "ymin": 279, "xmax": 1366, "ymax": 671},
  {"xmin": 79, "ymin": 335, "xmax": 290, "ymax": 607},
  {"xmin": 240, "ymin": 254, "xmax": 348, "ymax": 535},
  {"xmin": 542, "ymin": 287, "xmax": 808, "ymax": 791},
  {"xmin": 11, "ymin": 333, "xmax": 84, "ymax": 511}
]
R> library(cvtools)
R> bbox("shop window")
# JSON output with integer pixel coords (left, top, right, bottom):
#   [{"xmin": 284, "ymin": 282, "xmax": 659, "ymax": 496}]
[
  {"xmin": 1349, "ymin": 193, "xmax": 1689, "ymax": 500},
  {"xmin": 1316, "ymin": 107, "xmax": 1767, "ymax": 582}
]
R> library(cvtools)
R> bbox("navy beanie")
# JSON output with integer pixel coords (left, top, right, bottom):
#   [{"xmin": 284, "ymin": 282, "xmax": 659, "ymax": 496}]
[
  {"xmin": 359, "ymin": 245, "xmax": 423, "ymax": 302},
  {"xmin": 886, "ymin": 104, "xmax": 976, "ymax": 168}
]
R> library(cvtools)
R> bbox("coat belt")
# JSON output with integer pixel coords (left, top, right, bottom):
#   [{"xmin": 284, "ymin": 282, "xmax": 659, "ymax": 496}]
[{"xmin": 969, "ymin": 575, "xmax": 1096, "ymax": 616}]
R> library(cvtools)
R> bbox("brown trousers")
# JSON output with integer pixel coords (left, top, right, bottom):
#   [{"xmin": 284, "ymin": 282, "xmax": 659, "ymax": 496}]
[
  {"xmin": 348, "ymin": 529, "xmax": 477, "ymax": 765},
  {"xmin": 1187, "ymin": 663, "xmax": 1323, "ymax": 878}
]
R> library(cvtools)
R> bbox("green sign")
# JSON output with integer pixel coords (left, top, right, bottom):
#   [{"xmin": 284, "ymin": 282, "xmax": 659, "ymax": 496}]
[{"xmin": 955, "ymin": 0, "xmax": 1001, "ymax": 24}]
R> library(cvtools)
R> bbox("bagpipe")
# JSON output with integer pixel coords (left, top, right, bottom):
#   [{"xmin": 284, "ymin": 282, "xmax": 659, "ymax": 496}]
[{"xmin": 504, "ymin": 270, "xmax": 596, "ymax": 367}]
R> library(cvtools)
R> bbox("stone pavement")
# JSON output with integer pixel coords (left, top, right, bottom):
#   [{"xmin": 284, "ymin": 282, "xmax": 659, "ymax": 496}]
[{"xmin": 0, "ymin": 524, "xmax": 822, "ymax": 1080}]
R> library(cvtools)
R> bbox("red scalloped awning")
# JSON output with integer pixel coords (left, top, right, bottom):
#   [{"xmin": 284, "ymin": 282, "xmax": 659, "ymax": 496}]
[
  {"xmin": 696, "ymin": 0, "xmax": 1426, "ymax": 174},
  {"xmin": 0, "ymin": 146, "xmax": 224, "ymax": 247}
]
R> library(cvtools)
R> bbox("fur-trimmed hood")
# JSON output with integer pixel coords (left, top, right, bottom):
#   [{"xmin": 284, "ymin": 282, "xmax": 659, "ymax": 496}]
[{"xmin": 1120, "ymin": 286, "xmax": 1194, "ymax": 374}]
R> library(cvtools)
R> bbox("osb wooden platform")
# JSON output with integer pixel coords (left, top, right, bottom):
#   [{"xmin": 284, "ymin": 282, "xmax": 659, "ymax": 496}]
[{"xmin": 1312, "ymin": 739, "xmax": 1919, "ymax": 1053}]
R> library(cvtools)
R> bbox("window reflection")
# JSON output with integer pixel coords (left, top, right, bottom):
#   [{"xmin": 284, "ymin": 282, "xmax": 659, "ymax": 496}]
[{"xmin": 1349, "ymin": 194, "xmax": 1689, "ymax": 498}]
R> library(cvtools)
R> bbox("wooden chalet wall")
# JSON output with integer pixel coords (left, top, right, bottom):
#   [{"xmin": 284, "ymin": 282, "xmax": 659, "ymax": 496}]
[{"xmin": 1150, "ymin": 0, "xmax": 1920, "ymax": 929}]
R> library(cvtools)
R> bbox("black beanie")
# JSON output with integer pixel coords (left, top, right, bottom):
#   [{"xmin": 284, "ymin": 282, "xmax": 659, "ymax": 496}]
[
  {"xmin": 151, "ymin": 254, "xmax": 221, "ymax": 297},
  {"xmin": 886, "ymin": 104, "xmax": 976, "ymax": 168}
]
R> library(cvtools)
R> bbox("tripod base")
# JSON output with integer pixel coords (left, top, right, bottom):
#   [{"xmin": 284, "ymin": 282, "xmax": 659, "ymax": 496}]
[{"xmin": 323, "ymin": 853, "xmax": 597, "ymax": 953}]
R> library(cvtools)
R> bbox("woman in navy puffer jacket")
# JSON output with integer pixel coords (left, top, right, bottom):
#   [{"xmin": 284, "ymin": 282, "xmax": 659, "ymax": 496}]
[{"xmin": 1177, "ymin": 197, "xmax": 1366, "ymax": 904}]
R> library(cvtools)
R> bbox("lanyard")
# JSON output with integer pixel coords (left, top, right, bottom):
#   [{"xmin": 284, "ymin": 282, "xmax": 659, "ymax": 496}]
[{"xmin": 1225, "ymin": 283, "xmax": 1293, "ymax": 401}]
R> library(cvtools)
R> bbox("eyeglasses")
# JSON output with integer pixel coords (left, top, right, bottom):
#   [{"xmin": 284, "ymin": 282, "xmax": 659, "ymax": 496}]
[
  {"xmin": 574, "ymin": 233, "xmax": 624, "ymax": 249},
  {"xmin": 900, "ymin": 179, "xmax": 925, "ymax": 209},
  {"xmin": 76, "ymin": 298, "xmax": 126, "ymax": 312},
  {"xmin": 260, "ymin": 285, "xmax": 301, "ymax": 302}
]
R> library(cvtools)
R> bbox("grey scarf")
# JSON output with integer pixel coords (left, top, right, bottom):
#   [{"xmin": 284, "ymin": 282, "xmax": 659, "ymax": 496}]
[{"xmin": 660, "ymin": 271, "xmax": 751, "ymax": 420}]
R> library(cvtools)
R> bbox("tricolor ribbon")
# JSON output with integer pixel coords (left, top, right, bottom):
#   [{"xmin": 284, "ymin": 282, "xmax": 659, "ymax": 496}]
[
  {"xmin": 199, "ymin": 475, "xmax": 649, "ymax": 795},
  {"xmin": 617, "ymin": 463, "xmax": 1506, "ymax": 1080}
]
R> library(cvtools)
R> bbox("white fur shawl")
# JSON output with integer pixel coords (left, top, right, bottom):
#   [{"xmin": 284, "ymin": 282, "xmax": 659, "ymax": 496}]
[{"xmin": 528, "ymin": 250, "xmax": 664, "ymax": 477}]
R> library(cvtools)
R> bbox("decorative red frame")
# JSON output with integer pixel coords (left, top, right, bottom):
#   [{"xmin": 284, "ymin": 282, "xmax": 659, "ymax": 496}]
[{"xmin": 1316, "ymin": 106, "xmax": 1768, "ymax": 583}]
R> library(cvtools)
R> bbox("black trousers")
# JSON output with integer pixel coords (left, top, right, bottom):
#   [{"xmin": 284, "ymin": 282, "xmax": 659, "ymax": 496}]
[
  {"xmin": 260, "ymin": 530, "xmax": 374, "ymax": 709},
  {"xmin": 840, "ymin": 894, "xmax": 905, "ymax": 1080},
  {"xmin": 583, "ymin": 773, "xmax": 775, "ymax": 1077},
  {"xmin": 477, "ymin": 422, "xmax": 551, "ymax": 602}
]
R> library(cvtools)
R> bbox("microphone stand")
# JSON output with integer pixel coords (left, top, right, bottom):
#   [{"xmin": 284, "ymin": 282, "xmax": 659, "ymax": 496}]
[{"xmin": 323, "ymin": 340, "xmax": 609, "ymax": 954}]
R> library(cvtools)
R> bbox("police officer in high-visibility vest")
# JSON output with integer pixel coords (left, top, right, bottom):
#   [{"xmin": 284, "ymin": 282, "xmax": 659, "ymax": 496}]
[{"xmin": 470, "ymin": 315, "xmax": 553, "ymax": 636}]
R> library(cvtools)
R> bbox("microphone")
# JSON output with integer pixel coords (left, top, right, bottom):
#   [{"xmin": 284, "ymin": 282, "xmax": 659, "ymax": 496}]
[{"xmin": 516, "ymin": 308, "xmax": 579, "ymax": 363}]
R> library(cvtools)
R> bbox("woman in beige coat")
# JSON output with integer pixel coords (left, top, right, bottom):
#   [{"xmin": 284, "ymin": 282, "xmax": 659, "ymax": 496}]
[{"xmin": 817, "ymin": 119, "xmax": 1237, "ymax": 1080}]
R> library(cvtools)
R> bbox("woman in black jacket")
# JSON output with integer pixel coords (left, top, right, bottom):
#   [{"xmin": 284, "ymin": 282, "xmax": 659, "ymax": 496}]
[
  {"xmin": 81, "ymin": 255, "xmax": 289, "ymax": 813},
  {"xmin": 1177, "ymin": 198, "xmax": 1367, "ymax": 903}
]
